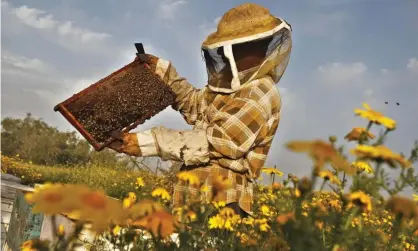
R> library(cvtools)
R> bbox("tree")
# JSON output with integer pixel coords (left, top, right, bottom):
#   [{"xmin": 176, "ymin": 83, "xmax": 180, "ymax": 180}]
[{"xmin": 1, "ymin": 113, "xmax": 92, "ymax": 166}]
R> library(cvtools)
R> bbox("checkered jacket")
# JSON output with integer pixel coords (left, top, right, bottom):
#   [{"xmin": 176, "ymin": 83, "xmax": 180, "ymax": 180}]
[{"xmin": 155, "ymin": 59, "xmax": 282, "ymax": 214}]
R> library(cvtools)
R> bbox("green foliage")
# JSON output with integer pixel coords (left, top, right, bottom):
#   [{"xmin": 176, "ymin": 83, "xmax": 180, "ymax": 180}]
[{"xmin": 1, "ymin": 113, "xmax": 119, "ymax": 167}]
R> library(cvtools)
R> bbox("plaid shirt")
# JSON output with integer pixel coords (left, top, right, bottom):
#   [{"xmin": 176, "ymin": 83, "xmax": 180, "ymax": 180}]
[{"xmin": 156, "ymin": 59, "xmax": 281, "ymax": 214}]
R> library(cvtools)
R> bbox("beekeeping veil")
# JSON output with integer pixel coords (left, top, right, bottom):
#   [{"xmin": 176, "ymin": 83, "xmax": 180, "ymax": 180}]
[{"xmin": 202, "ymin": 3, "xmax": 292, "ymax": 93}]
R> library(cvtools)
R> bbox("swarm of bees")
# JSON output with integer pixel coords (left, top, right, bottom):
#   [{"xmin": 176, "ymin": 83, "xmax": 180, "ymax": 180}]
[{"xmin": 65, "ymin": 64, "xmax": 176, "ymax": 143}]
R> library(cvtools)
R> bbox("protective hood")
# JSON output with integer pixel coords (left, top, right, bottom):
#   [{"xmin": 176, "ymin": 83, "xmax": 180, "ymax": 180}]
[{"xmin": 201, "ymin": 18, "xmax": 292, "ymax": 94}]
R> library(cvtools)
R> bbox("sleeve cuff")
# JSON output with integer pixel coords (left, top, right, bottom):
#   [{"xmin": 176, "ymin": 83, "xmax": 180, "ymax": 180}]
[
  {"xmin": 151, "ymin": 126, "xmax": 210, "ymax": 166},
  {"xmin": 136, "ymin": 130, "xmax": 159, "ymax": 156}
]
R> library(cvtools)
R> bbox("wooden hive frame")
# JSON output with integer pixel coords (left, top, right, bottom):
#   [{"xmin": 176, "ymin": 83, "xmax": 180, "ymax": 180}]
[{"xmin": 53, "ymin": 43, "xmax": 164, "ymax": 151}]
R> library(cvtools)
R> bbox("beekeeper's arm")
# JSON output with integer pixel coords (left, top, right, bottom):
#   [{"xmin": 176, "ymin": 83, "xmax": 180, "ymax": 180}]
[
  {"xmin": 109, "ymin": 93, "xmax": 269, "ymax": 167},
  {"xmin": 143, "ymin": 55, "xmax": 206, "ymax": 126}
]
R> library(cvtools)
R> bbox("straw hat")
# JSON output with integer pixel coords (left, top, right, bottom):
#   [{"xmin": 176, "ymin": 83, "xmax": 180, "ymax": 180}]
[{"xmin": 202, "ymin": 3, "xmax": 282, "ymax": 47}]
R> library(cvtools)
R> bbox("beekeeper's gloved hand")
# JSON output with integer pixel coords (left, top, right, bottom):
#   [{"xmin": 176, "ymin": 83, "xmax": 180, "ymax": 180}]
[
  {"xmin": 135, "ymin": 54, "xmax": 159, "ymax": 73},
  {"xmin": 107, "ymin": 132, "xmax": 141, "ymax": 157}
]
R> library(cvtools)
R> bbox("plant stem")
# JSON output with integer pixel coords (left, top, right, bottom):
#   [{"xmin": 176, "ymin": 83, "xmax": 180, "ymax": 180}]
[
  {"xmin": 341, "ymin": 172, "xmax": 347, "ymax": 190},
  {"xmin": 359, "ymin": 121, "xmax": 373, "ymax": 145},
  {"xmin": 374, "ymin": 162, "xmax": 382, "ymax": 180},
  {"xmin": 319, "ymin": 180, "xmax": 326, "ymax": 192},
  {"xmin": 343, "ymin": 208, "xmax": 358, "ymax": 230},
  {"xmin": 388, "ymin": 214, "xmax": 403, "ymax": 250}
]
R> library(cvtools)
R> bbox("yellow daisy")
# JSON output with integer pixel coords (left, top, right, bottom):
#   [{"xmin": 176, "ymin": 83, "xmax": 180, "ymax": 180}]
[
  {"xmin": 350, "ymin": 145, "xmax": 412, "ymax": 168},
  {"xmin": 136, "ymin": 177, "xmax": 145, "ymax": 188},
  {"xmin": 208, "ymin": 214, "xmax": 225, "ymax": 229},
  {"xmin": 151, "ymin": 187, "xmax": 171, "ymax": 200},
  {"xmin": 317, "ymin": 170, "xmax": 341, "ymax": 185},
  {"xmin": 261, "ymin": 167, "xmax": 284, "ymax": 176},
  {"xmin": 177, "ymin": 171, "xmax": 201, "ymax": 187},
  {"xmin": 286, "ymin": 140, "xmax": 355, "ymax": 174},
  {"xmin": 354, "ymin": 103, "xmax": 396, "ymax": 130},
  {"xmin": 344, "ymin": 127, "xmax": 376, "ymax": 141},
  {"xmin": 347, "ymin": 191, "xmax": 372, "ymax": 213},
  {"xmin": 352, "ymin": 161, "xmax": 374, "ymax": 174}
]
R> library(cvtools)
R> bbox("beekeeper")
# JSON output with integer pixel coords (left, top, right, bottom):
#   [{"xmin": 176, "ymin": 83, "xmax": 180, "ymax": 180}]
[{"xmin": 109, "ymin": 3, "xmax": 292, "ymax": 217}]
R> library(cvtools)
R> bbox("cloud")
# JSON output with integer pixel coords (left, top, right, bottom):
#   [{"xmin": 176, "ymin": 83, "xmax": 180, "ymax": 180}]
[
  {"xmin": 407, "ymin": 57, "xmax": 418, "ymax": 74},
  {"xmin": 316, "ymin": 62, "xmax": 368, "ymax": 86},
  {"xmin": 158, "ymin": 0, "xmax": 188, "ymax": 19},
  {"xmin": 12, "ymin": 5, "xmax": 56, "ymax": 29},
  {"xmin": 1, "ymin": 51, "xmax": 51, "ymax": 74},
  {"xmin": 56, "ymin": 21, "xmax": 111, "ymax": 43},
  {"xmin": 2, "ymin": 1, "xmax": 112, "ymax": 52}
]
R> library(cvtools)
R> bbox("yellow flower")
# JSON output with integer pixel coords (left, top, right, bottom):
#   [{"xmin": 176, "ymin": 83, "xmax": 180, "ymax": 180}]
[
  {"xmin": 208, "ymin": 214, "xmax": 225, "ymax": 229},
  {"xmin": 128, "ymin": 199, "xmax": 164, "ymax": 220},
  {"xmin": 151, "ymin": 188, "xmax": 171, "ymax": 200},
  {"xmin": 224, "ymin": 215, "xmax": 241, "ymax": 231},
  {"xmin": 351, "ymin": 161, "xmax": 374, "ymax": 174},
  {"xmin": 185, "ymin": 211, "xmax": 197, "ymax": 222},
  {"xmin": 57, "ymin": 224, "xmax": 65, "ymax": 237},
  {"xmin": 123, "ymin": 198, "xmax": 134, "ymax": 209},
  {"xmin": 127, "ymin": 192, "xmax": 137, "ymax": 202},
  {"xmin": 351, "ymin": 145, "xmax": 412, "ymax": 168},
  {"xmin": 286, "ymin": 140, "xmax": 355, "ymax": 174},
  {"xmin": 21, "ymin": 240, "xmax": 36, "ymax": 251},
  {"xmin": 200, "ymin": 185, "xmax": 209, "ymax": 193},
  {"xmin": 77, "ymin": 190, "xmax": 124, "ymax": 232},
  {"xmin": 315, "ymin": 220, "xmax": 324, "ymax": 230},
  {"xmin": 329, "ymin": 200, "xmax": 341, "ymax": 212},
  {"xmin": 136, "ymin": 177, "xmax": 145, "ymax": 188},
  {"xmin": 413, "ymin": 194, "xmax": 418, "ymax": 201},
  {"xmin": 177, "ymin": 171, "xmax": 200, "ymax": 187},
  {"xmin": 261, "ymin": 167, "xmax": 284, "ymax": 176},
  {"xmin": 294, "ymin": 189, "xmax": 301, "ymax": 198},
  {"xmin": 24, "ymin": 184, "xmax": 76, "ymax": 215},
  {"xmin": 344, "ymin": 127, "xmax": 376, "ymax": 142},
  {"xmin": 405, "ymin": 243, "xmax": 415, "ymax": 251},
  {"xmin": 386, "ymin": 196, "xmax": 418, "ymax": 222},
  {"xmin": 261, "ymin": 205, "xmax": 273, "ymax": 217},
  {"xmin": 351, "ymin": 217, "xmax": 361, "ymax": 227},
  {"xmin": 112, "ymin": 225, "xmax": 121, "ymax": 236},
  {"xmin": 277, "ymin": 212, "xmax": 295, "ymax": 225},
  {"xmin": 242, "ymin": 217, "xmax": 255, "ymax": 226},
  {"xmin": 132, "ymin": 210, "xmax": 175, "ymax": 238},
  {"xmin": 122, "ymin": 192, "xmax": 137, "ymax": 209},
  {"xmin": 255, "ymin": 218, "xmax": 270, "ymax": 232},
  {"xmin": 347, "ymin": 191, "xmax": 372, "ymax": 213},
  {"xmin": 317, "ymin": 170, "xmax": 341, "ymax": 185},
  {"xmin": 21, "ymin": 239, "xmax": 50, "ymax": 251},
  {"xmin": 212, "ymin": 201, "xmax": 226, "ymax": 209},
  {"xmin": 219, "ymin": 207, "xmax": 236, "ymax": 218},
  {"xmin": 270, "ymin": 182, "xmax": 283, "ymax": 191},
  {"xmin": 354, "ymin": 103, "xmax": 396, "ymax": 130},
  {"xmin": 212, "ymin": 175, "xmax": 232, "ymax": 201}
]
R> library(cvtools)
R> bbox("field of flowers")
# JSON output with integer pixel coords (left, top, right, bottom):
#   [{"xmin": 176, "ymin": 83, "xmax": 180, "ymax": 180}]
[{"xmin": 4, "ymin": 103, "xmax": 418, "ymax": 251}]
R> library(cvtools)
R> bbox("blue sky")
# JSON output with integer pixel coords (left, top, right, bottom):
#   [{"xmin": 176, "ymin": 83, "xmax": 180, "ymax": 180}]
[{"xmin": 1, "ymin": 0, "xmax": 417, "ymax": 180}]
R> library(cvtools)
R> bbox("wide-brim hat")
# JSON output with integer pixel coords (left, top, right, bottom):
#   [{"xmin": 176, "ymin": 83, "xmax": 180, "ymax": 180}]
[{"xmin": 202, "ymin": 3, "xmax": 282, "ymax": 47}]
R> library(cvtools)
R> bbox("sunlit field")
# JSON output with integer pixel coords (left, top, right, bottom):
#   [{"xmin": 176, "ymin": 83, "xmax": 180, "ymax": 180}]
[{"xmin": 3, "ymin": 103, "xmax": 418, "ymax": 251}]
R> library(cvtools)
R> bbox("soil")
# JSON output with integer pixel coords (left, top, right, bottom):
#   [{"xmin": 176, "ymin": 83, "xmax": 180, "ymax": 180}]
[{"xmin": 65, "ymin": 62, "xmax": 176, "ymax": 144}]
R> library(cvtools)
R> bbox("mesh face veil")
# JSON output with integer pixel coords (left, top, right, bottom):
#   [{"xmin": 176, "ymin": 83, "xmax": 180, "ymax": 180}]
[{"xmin": 202, "ymin": 18, "xmax": 292, "ymax": 93}]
